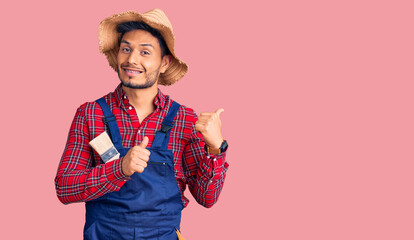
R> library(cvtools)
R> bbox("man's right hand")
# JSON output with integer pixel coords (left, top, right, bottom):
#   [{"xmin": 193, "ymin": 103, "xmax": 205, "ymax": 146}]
[{"xmin": 122, "ymin": 136, "xmax": 150, "ymax": 176}]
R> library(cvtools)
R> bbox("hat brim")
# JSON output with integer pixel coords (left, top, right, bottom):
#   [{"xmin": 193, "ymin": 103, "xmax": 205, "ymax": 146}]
[{"xmin": 98, "ymin": 9, "xmax": 188, "ymax": 86}]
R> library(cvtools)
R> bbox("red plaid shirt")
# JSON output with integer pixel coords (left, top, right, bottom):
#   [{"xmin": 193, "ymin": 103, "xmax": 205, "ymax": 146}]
[{"xmin": 55, "ymin": 84, "xmax": 228, "ymax": 208}]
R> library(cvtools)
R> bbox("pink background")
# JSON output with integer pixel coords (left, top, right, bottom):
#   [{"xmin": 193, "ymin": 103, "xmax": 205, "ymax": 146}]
[{"xmin": 1, "ymin": 0, "xmax": 413, "ymax": 239}]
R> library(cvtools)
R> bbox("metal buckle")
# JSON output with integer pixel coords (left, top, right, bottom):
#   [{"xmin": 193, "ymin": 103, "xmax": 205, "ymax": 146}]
[
  {"xmin": 103, "ymin": 115, "xmax": 116, "ymax": 125},
  {"xmin": 159, "ymin": 124, "xmax": 172, "ymax": 133}
]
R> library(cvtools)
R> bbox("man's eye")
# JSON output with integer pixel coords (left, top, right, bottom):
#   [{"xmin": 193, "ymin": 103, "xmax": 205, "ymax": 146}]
[
  {"xmin": 142, "ymin": 50, "xmax": 150, "ymax": 55},
  {"xmin": 122, "ymin": 48, "xmax": 131, "ymax": 53}
]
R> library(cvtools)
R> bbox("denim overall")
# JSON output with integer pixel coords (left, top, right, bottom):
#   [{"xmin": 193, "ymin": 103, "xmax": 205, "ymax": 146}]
[{"xmin": 84, "ymin": 98, "xmax": 184, "ymax": 240}]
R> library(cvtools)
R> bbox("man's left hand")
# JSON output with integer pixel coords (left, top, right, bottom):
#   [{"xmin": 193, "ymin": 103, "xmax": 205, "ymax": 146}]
[{"xmin": 195, "ymin": 108, "xmax": 224, "ymax": 149}]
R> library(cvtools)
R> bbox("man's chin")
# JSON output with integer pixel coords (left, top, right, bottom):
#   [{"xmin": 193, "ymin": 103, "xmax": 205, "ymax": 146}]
[{"xmin": 120, "ymin": 78, "xmax": 156, "ymax": 90}]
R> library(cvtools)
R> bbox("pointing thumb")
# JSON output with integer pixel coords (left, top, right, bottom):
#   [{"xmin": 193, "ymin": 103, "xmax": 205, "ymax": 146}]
[
  {"xmin": 139, "ymin": 136, "xmax": 149, "ymax": 148},
  {"xmin": 215, "ymin": 108, "xmax": 224, "ymax": 117}
]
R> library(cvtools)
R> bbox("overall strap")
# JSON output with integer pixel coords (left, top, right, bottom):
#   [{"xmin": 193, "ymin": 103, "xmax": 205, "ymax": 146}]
[
  {"xmin": 96, "ymin": 98, "xmax": 124, "ymax": 151},
  {"xmin": 152, "ymin": 101, "xmax": 181, "ymax": 149}
]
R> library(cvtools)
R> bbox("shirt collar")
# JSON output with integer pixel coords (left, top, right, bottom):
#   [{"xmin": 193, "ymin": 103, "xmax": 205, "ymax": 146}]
[
  {"xmin": 114, "ymin": 84, "xmax": 167, "ymax": 110},
  {"xmin": 153, "ymin": 88, "xmax": 167, "ymax": 110}
]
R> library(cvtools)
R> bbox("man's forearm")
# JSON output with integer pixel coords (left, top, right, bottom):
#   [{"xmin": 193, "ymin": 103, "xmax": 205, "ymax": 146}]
[
  {"xmin": 55, "ymin": 157, "xmax": 127, "ymax": 204},
  {"xmin": 183, "ymin": 137, "xmax": 229, "ymax": 208}
]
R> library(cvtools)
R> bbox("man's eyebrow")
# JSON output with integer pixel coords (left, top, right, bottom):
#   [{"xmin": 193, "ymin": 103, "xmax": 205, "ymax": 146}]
[
  {"xmin": 120, "ymin": 41, "xmax": 153, "ymax": 48},
  {"xmin": 140, "ymin": 43, "xmax": 154, "ymax": 48}
]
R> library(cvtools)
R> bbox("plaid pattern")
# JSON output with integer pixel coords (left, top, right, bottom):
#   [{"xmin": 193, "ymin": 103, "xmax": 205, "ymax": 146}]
[{"xmin": 55, "ymin": 84, "xmax": 228, "ymax": 208}]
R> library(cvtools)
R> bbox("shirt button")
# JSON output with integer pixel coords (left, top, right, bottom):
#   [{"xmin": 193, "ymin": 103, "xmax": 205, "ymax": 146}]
[
  {"xmin": 209, "ymin": 180, "xmax": 213, "ymax": 183},
  {"xmin": 124, "ymin": 95, "xmax": 127, "ymax": 99},
  {"xmin": 128, "ymin": 106, "xmax": 132, "ymax": 110},
  {"xmin": 138, "ymin": 129, "xmax": 141, "ymax": 134},
  {"xmin": 213, "ymin": 158, "xmax": 217, "ymax": 161}
]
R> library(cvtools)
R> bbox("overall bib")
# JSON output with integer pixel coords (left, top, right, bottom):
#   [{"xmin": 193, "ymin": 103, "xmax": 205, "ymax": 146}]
[{"xmin": 84, "ymin": 98, "xmax": 184, "ymax": 240}]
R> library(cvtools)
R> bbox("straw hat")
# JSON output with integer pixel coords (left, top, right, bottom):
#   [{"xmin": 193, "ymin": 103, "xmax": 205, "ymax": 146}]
[{"xmin": 98, "ymin": 9, "xmax": 188, "ymax": 86}]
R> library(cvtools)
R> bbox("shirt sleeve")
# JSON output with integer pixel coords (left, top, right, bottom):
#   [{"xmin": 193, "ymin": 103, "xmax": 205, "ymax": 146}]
[
  {"xmin": 54, "ymin": 103, "xmax": 129, "ymax": 204},
  {"xmin": 182, "ymin": 109, "xmax": 229, "ymax": 208}
]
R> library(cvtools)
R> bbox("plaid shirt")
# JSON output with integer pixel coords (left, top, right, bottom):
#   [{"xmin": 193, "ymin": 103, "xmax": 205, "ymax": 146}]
[{"xmin": 55, "ymin": 84, "xmax": 228, "ymax": 208}]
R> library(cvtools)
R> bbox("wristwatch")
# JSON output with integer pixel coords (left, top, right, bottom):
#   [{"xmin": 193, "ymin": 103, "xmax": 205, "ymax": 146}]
[{"xmin": 205, "ymin": 140, "xmax": 228, "ymax": 155}]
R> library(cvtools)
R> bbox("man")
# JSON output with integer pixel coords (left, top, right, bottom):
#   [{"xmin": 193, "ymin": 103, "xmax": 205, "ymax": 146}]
[{"xmin": 55, "ymin": 9, "xmax": 229, "ymax": 240}]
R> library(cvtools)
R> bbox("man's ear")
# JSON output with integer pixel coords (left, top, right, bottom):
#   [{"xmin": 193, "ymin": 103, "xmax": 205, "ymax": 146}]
[{"xmin": 160, "ymin": 55, "xmax": 172, "ymax": 73}]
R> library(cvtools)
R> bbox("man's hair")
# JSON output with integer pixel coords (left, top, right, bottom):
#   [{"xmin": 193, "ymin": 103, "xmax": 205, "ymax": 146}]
[{"xmin": 116, "ymin": 21, "xmax": 171, "ymax": 58}]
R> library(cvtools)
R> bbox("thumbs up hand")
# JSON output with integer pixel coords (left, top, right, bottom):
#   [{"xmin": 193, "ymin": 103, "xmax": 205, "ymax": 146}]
[
  {"xmin": 122, "ymin": 136, "xmax": 151, "ymax": 176},
  {"xmin": 195, "ymin": 108, "xmax": 225, "ymax": 149}
]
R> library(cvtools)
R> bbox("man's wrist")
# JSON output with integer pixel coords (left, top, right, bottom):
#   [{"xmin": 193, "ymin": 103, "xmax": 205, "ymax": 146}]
[{"xmin": 205, "ymin": 140, "xmax": 228, "ymax": 155}]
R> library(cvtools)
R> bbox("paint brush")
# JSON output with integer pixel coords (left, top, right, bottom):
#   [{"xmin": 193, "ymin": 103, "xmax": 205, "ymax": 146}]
[{"xmin": 89, "ymin": 131, "xmax": 120, "ymax": 163}]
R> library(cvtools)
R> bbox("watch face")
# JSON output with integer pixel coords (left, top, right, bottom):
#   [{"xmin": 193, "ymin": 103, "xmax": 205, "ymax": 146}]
[{"xmin": 220, "ymin": 140, "xmax": 228, "ymax": 152}]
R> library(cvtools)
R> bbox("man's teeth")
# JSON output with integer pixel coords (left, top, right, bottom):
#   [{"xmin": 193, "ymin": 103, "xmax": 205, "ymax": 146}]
[{"xmin": 125, "ymin": 69, "xmax": 141, "ymax": 73}]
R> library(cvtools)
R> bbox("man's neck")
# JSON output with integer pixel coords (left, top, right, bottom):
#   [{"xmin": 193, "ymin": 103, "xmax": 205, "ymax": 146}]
[{"xmin": 122, "ymin": 84, "xmax": 158, "ymax": 112}]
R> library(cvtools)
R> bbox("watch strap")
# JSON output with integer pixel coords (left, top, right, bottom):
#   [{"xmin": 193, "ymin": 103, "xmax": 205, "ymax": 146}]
[{"xmin": 206, "ymin": 145, "xmax": 221, "ymax": 155}]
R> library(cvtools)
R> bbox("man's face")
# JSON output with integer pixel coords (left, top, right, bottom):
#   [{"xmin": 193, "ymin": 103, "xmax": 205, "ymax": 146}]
[{"xmin": 117, "ymin": 29, "xmax": 169, "ymax": 89}]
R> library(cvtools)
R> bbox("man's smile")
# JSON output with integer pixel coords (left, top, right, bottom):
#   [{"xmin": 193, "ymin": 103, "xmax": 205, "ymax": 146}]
[{"xmin": 122, "ymin": 67, "xmax": 144, "ymax": 77}]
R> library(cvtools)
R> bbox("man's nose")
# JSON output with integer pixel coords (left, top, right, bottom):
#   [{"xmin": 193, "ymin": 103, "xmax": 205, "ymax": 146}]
[{"xmin": 127, "ymin": 50, "xmax": 140, "ymax": 65}]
